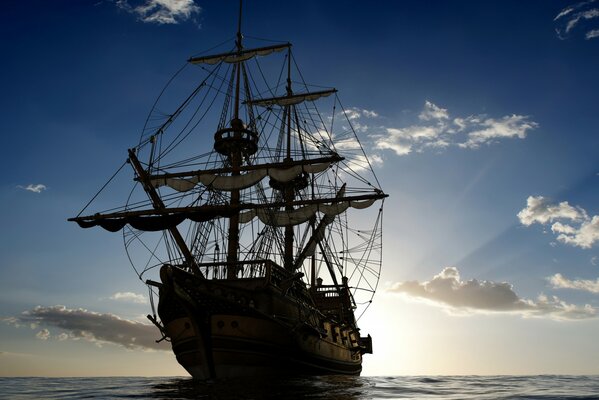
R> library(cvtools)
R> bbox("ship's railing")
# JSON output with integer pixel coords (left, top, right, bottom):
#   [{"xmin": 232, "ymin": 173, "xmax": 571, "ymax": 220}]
[
  {"xmin": 312, "ymin": 284, "xmax": 352, "ymax": 314},
  {"xmin": 196, "ymin": 259, "xmax": 280, "ymax": 281}
]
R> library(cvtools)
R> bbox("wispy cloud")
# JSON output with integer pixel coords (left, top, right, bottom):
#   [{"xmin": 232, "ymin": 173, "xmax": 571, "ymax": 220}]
[
  {"xmin": 341, "ymin": 107, "xmax": 380, "ymax": 135},
  {"xmin": 5, "ymin": 305, "xmax": 166, "ymax": 351},
  {"xmin": 116, "ymin": 0, "xmax": 201, "ymax": 25},
  {"xmin": 371, "ymin": 101, "xmax": 538, "ymax": 156},
  {"xmin": 549, "ymin": 273, "xmax": 599, "ymax": 293},
  {"xmin": 35, "ymin": 328, "xmax": 50, "ymax": 340},
  {"xmin": 586, "ymin": 28, "xmax": 599, "ymax": 38},
  {"xmin": 389, "ymin": 267, "xmax": 596, "ymax": 320},
  {"xmin": 418, "ymin": 101, "xmax": 449, "ymax": 121},
  {"xmin": 17, "ymin": 184, "xmax": 47, "ymax": 193},
  {"xmin": 554, "ymin": 0, "xmax": 599, "ymax": 40},
  {"xmin": 518, "ymin": 196, "xmax": 598, "ymax": 249},
  {"xmin": 109, "ymin": 291, "xmax": 147, "ymax": 304}
]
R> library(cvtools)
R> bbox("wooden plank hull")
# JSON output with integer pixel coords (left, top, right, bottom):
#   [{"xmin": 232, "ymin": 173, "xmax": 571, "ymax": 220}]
[
  {"xmin": 166, "ymin": 314, "xmax": 362, "ymax": 379},
  {"xmin": 158, "ymin": 266, "xmax": 364, "ymax": 379}
]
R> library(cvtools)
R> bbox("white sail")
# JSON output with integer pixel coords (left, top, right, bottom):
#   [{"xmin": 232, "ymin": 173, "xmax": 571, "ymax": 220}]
[
  {"xmin": 349, "ymin": 197, "xmax": 378, "ymax": 209},
  {"xmin": 189, "ymin": 43, "xmax": 290, "ymax": 65},
  {"xmin": 238, "ymin": 209, "xmax": 257, "ymax": 224},
  {"xmin": 151, "ymin": 176, "xmax": 198, "ymax": 192},
  {"xmin": 238, "ymin": 196, "xmax": 374, "ymax": 227},
  {"xmin": 268, "ymin": 165, "xmax": 303, "ymax": 182},
  {"xmin": 199, "ymin": 170, "xmax": 267, "ymax": 191},
  {"xmin": 319, "ymin": 201, "xmax": 351, "ymax": 216},
  {"xmin": 150, "ymin": 162, "xmax": 332, "ymax": 192},
  {"xmin": 256, "ymin": 205, "xmax": 317, "ymax": 226},
  {"xmin": 247, "ymin": 89, "xmax": 337, "ymax": 107},
  {"xmin": 303, "ymin": 162, "xmax": 331, "ymax": 174}
]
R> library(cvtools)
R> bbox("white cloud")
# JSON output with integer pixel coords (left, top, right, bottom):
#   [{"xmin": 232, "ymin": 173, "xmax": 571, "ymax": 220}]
[
  {"xmin": 35, "ymin": 329, "xmax": 50, "ymax": 340},
  {"xmin": 592, "ymin": 256, "xmax": 598, "ymax": 266},
  {"xmin": 518, "ymin": 196, "xmax": 598, "ymax": 249},
  {"xmin": 343, "ymin": 107, "xmax": 378, "ymax": 121},
  {"xmin": 517, "ymin": 196, "xmax": 585, "ymax": 226},
  {"xmin": 369, "ymin": 153, "xmax": 383, "ymax": 166},
  {"xmin": 376, "ymin": 127, "xmax": 415, "ymax": 155},
  {"xmin": 1, "ymin": 317, "xmax": 20, "ymax": 328},
  {"xmin": 556, "ymin": 216, "xmax": 599, "ymax": 249},
  {"xmin": 362, "ymin": 109, "xmax": 379, "ymax": 118},
  {"xmin": 110, "ymin": 291, "xmax": 147, "ymax": 304},
  {"xmin": 328, "ymin": 115, "xmax": 384, "ymax": 172},
  {"xmin": 555, "ymin": 6, "xmax": 577, "ymax": 21},
  {"xmin": 549, "ymin": 273, "xmax": 599, "ymax": 293},
  {"xmin": 419, "ymin": 101, "xmax": 449, "ymax": 121},
  {"xmin": 460, "ymin": 114, "xmax": 539, "ymax": 149},
  {"xmin": 17, "ymin": 184, "xmax": 47, "ymax": 193},
  {"xmin": 7, "ymin": 305, "xmax": 167, "ymax": 351},
  {"xmin": 117, "ymin": 0, "xmax": 201, "ymax": 25},
  {"xmin": 340, "ymin": 107, "xmax": 380, "ymax": 136},
  {"xmin": 554, "ymin": 1, "xmax": 599, "ymax": 40},
  {"xmin": 389, "ymin": 267, "xmax": 596, "ymax": 320},
  {"xmin": 373, "ymin": 101, "xmax": 537, "ymax": 156},
  {"xmin": 551, "ymin": 221, "xmax": 577, "ymax": 235},
  {"xmin": 586, "ymin": 28, "xmax": 599, "ymax": 39},
  {"xmin": 334, "ymin": 136, "xmax": 362, "ymax": 151}
]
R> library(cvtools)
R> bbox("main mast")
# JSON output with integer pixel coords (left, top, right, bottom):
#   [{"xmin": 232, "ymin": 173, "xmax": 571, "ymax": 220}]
[
  {"xmin": 225, "ymin": 0, "xmax": 245, "ymax": 277},
  {"xmin": 283, "ymin": 47, "xmax": 295, "ymax": 271}
]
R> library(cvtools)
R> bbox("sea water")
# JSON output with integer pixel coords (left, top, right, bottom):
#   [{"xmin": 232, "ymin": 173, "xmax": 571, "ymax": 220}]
[{"xmin": 1, "ymin": 375, "xmax": 599, "ymax": 399}]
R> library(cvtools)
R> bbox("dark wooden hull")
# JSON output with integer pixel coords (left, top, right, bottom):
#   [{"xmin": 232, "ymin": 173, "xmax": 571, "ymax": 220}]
[{"xmin": 157, "ymin": 264, "xmax": 365, "ymax": 379}]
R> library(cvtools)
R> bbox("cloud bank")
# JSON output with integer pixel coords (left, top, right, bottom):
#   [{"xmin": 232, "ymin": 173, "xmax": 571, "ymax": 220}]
[
  {"xmin": 371, "ymin": 101, "xmax": 538, "ymax": 156},
  {"xmin": 117, "ymin": 0, "xmax": 201, "ymax": 25},
  {"xmin": 5, "ymin": 305, "xmax": 166, "ymax": 351},
  {"xmin": 554, "ymin": 0, "xmax": 599, "ymax": 40},
  {"xmin": 518, "ymin": 196, "xmax": 598, "ymax": 249},
  {"xmin": 389, "ymin": 267, "xmax": 596, "ymax": 320},
  {"xmin": 17, "ymin": 184, "xmax": 47, "ymax": 193}
]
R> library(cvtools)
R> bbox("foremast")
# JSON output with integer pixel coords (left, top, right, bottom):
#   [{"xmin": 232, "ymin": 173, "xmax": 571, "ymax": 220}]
[{"xmin": 127, "ymin": 148, "xmax": 203, "ymax": 277}]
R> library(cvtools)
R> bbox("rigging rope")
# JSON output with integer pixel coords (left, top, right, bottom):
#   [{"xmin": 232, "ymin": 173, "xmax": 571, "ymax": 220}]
[{"xmin": 76, "ymin": 159, "xmax": 128, "ymax": 218}]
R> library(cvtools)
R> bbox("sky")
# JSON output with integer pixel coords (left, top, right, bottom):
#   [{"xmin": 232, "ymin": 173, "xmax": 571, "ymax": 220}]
[{"xmin": 1, "ymin": 0, "xmax": 598, "ymax": 377}]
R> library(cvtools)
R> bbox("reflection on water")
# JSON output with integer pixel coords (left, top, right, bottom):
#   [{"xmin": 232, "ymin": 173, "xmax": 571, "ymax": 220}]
[{"xmin": 150, "ymin": 375, "xmax": 373, "ymax": 399}]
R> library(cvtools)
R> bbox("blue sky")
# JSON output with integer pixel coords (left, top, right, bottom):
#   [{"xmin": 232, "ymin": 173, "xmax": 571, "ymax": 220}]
[{"xmin": 1, "ymin": 0, "xmax": 598, "ymax": 376}]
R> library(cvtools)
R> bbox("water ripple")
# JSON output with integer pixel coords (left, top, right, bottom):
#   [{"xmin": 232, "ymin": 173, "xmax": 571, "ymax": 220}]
[{"xmin": 1, "ymin": 375, "xmax": 599, "ymax": 399}]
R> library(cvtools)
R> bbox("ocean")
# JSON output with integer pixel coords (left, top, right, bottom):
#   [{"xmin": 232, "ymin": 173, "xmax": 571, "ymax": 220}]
[{"xmin": 1, "ymin": 375, "xmax": 598, "ymax": 399}]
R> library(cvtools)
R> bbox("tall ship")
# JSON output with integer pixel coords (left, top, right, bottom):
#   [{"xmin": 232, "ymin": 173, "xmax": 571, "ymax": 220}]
[{"xmin": 70, "ymin": 2, "xmax": 386, "ymax": 379}]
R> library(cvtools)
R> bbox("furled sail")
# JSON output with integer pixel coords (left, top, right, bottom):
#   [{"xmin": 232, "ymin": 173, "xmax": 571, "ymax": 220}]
[
  {"xmin": 237, "ymin": 196, "xmax": 375, "ymax": 227},
  {"xmin": 188, "ymin": 43, "xmax": 290, "ymax": 65},
  {"xmin": 75, "ymin": 207, "xmax": 236, "ymax": 232},
  {"xmin": 247, "ymin": 89, "xmax": 337, "ymax": 107},
  {"xmin": 150, "ymin": 162, "xmax": 331, "ymax": 193},
  {"xmin": 268, "ymin": 162, "xmax": 330, "ymax": 182},
  {"xmin": 71, "ymin": 192, "xmax": 382, "ymax": 233}
]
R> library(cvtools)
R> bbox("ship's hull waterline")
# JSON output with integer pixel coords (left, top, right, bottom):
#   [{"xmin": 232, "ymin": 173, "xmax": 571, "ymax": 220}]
[{"xmin": 157, "ymin": 264, "xmax": 366, "ymax": 379}]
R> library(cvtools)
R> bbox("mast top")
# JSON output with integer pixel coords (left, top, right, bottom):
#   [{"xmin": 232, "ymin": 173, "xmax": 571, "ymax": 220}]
[{"xmin": 236, "ymin": 0, "xmax": 243, "ymax": 52}]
